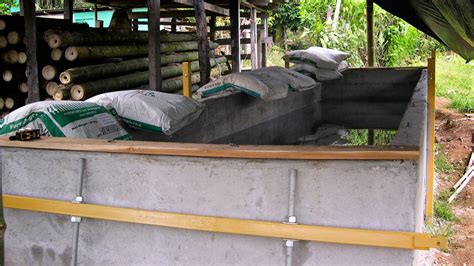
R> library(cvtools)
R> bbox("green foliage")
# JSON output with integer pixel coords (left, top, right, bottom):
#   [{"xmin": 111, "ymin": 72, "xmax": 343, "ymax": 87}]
[
  {"xmin": 435, "ymin": 149, "xmax": 455, "ymax": 175},
  {"xmin": 435, "ymin": 53, "xmax": 474, "ymax": 113},
  {"xmin": 344, "ymin": 129, "xmax": 397, "ymax": 145},
  {"xmin": 434, "ymin": 200, "xmax": 456, "ymax": 222},
  {"xmin": 0, "ymin": 0, "xmax": 16, "ymax": 15},
  {"xmin": 269, "ymin": 0, "xmax": 443, "ymax": 67}
]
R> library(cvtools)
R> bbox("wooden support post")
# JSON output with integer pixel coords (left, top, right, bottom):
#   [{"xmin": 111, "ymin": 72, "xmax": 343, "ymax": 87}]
[
  {"xmin": 426, "ymin": 51, "xmax": 436, "ymax": 221},
  {"xmin": 64, "ymin": 0, "xmax": 74, "ymax": 22},
  {"xmin": 194, "ymin": 0, "xmax": 210, "ymax": 86},
  {"xmin": 171, "ymin": 18, "xmax": 177, "ymax": 32},
  {"xmin": 230, "ymin": 0, "xmax": 241, "ymax": 73},
  {"xmin": 22, "ymin": 0, "xmax": 40, "ymax": 103},
  {"xmin": 284, "ymin": 54, "xmax": 289, "ymax": 69},
  {"xmin": 261, "ymin": 14, "xmax": 267, "ymax": 68},
  {"xmin": 250, "ymin": 8, "xmax": 258, "ymax": 70},
  {"xmin": 366, "ymin": 0, "xmax": 375, "ymax": 145},
  {"xmin": 209, "ymin": 16, "xmax": 216, "ymax": 41},
  {"xmin": 147, "ymin": 0, "xmax": 162, "ymax": 91},
  {"xmin": 182, "ymin": 62, "xmax": 192, "ymax": 97},
  {"xmin": 93, "ymin": 4, "xmax": 98, "ymax": 26}
]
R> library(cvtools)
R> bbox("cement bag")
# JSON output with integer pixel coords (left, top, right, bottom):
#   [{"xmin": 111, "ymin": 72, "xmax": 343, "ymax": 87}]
[
  {"xmin": 87, "ymin": 90, "xmax": 204, "ymax": 135},
  {"xmin": 291, "ymin": 61, "xmax": 349, "ymax": 81},
  {"xmin": 250, "ymin": 67, "xmax": 318, "ymax": 92},
  {"xmin": 288, "ymin": 47, "xmax": 350, "ymax": 70},
  {"xmin": 0, "ymin": 101, "xmax": 130, "ymax": 139},
  {"xmin": 196, "ymin": 72, "xmax": 288, "ymax": 101}
]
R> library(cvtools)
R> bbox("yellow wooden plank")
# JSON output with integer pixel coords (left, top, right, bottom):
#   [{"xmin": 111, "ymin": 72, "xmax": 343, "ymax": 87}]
[
  {"xmin": 3, "ymin": 195, "xmax": 446, "ymax": 250},
  {"xmin": 0, "ymin": 137, "xmax": 420, "ymax": 160},
  {"xmin": 425, "ymin": 52, "xmax": 436, "ymax": 220},
  {"xmin": 182, "ymin": 61, "xmax": 192, "ymax": 97}
]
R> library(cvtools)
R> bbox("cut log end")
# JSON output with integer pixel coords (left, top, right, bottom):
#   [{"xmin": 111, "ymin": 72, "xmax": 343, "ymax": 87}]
[
  {"xmin": 3, "ymin": 70, "xmax": 13, "ymax": 82},
  {"xmin": 71, "ymin": 85, "xmax": 85, "ymax": 100},
  {"xmin": 59, "ymin": 72, "xmax": 72, "ymax": 85},
  {"xmin": 53, "ymin": 85, "xmax": 71, "ymax": 101},
  {"xmin": 18, "ymin": 82, "xmax": 29, "ymax": 93},
  {"xmin": 46, "ymin": 81, "xmax": 59, "ymax": 96},
  {"xmin": 0, "ymin": 19, "xmax": 5, "ymax": 31},
  {"xmin": 0, "ymin": 35, "xmax": 7, "ymax": 48},
  {"xmin": 46, "ymin": 33, "xmax": 62, "ymax": 49},
  {"xmin": 7, "ymin": 31, "xmax": 20, "ymax": 45},
  {"xmin": 65, "ymin": 47, "xmax": 79, "ymax": 61},
  {"xmin": 42, "ymin": 65, "xmax": 57, "ymax": 81},
  {"xmin": 5, "ymin": 97, "xmax": 15, "ymax": 110},
  {"xmin": 51, "ymin": 48, "xmax": 63, "ymax": 61},
  {"xmin": 17, "ymin": 52, "xmax": 27, "ymax": 64},
  {"xmin": 0, "ymin": 98, "xmax": 4, "ymax": 110}
]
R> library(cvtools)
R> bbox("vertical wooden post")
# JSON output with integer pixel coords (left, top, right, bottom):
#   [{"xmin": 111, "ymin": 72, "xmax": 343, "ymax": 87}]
[
  {"xmin": 366, "ymin": 0, "xmax": 375, "ymax": 145},
  {"xmin": 64, "ymin": 0, "xmax": 74, "ymax": 22},
  {"xmin": 230, "ymin": 0, "xmax": 241, "ymax": 73},
  {"xmin": 284, "ymin": 54, "xmax": 289, "ymax": 69},
  {"xmin": 171, "ymin": 18, "xmax": 177, "ymax": 32},
  {"xmin": 261, "ymin": 14, "xmax": 267, "ymax": 68},
  {"xmin": 426, "ymin": 51, "xmax": 436, "ymax": 221},
  {"xmin": 148, "ymin": 0, "xmax": 161, "ymax": 91},
  {"xmin": 22, "ymin": 0, "xmax": 40, "ymax": 103},
  {"xmin": 209, "ymin": 16, "xmax": 216, "ymax": 41},
  {"xmin": 194, "ymin": 0, "xmax": 210, "ymax": 86},
  {"xmin": 250, "ymin": 8, "xmax": 258, "ymax": 70},
  {"xmin": 93, "ymin": 4, "xmax": 98, "ymax": 24},
  {"xmin": 182, "ymin": 62, "xmax": 192, "ymax": 97}
]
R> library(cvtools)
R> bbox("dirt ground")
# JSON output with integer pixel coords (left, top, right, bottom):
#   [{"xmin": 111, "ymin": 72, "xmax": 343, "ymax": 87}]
[{"xmin": 433, "ymin": 98, "xmax": 473, "ymax": 264}]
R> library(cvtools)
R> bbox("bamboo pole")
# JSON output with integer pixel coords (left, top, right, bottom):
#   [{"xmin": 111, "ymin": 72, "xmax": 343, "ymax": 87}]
[
  {"xmin": 426, "ymin": 51, "xmax": 436, "ymax": 221},
  {"xmin": 53, "ymin": 84, "xmax": 72, "ymax": 100},
  {"xmin": 366, "ymin": 0, "xmax": 375, "ymax": 145},
  {"xmin": 182, "ymin": 62, "xmax": 192, "ymax": 97}
]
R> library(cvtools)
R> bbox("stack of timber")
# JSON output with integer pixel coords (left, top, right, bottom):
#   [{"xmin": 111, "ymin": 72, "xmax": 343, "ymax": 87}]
[
  {"xmin": 0, "ymin": 15, "xmax": 90, "ymax": 115},
  {"xmin": 46, "ymin": 30, "xmax": 227, "ymax": 100}
]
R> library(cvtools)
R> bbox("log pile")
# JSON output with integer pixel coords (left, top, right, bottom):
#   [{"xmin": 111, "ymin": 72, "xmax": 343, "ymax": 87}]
[{"xmin": 0, "ymin": 15, "xmax": 227, "ymax": 115}]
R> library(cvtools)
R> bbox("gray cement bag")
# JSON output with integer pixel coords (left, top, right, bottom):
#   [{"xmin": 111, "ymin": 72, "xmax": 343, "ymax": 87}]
[
  {"xmin": 196, "ymin": 72, "xmax": 287, "ymax": 101},
  {"xmin": 250, "ymin": 67, "xmax": 318, "ymax": 92},
  {"xmin": 288, "ymin": 47, "xmax": 350, "ymax": 70},
  {"xmin": 0, "ymin": 101, "xmax": 130, "ymax": 139},
  {"xmin": 87, "ymin": 90, "xmax": 204, "ymax": 135},
  {"xmin": 291, "ymin": 61, "xmax": 348, "ymax": 81},
  {"xmin": 196, "ymin": 67, "xmax": 317, "ymax": 100}
]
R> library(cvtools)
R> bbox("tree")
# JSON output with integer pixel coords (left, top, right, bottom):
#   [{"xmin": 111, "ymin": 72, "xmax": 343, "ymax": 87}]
[{"xmin": 0, "ymin": 0, "xmax": 16, "ymax": 15}]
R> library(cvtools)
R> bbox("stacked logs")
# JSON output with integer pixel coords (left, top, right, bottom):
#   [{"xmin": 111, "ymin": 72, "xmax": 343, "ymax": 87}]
[
  {"xmin": 0, "ymin": 15, "xmax": 90, "ymax": 115},
  {"xmin": 44, "ymin": 29, "xmax": 228, "ymax": 100},
  {"xmin": 0, "ymin": 15, "xmax": 228, "ymax": 115}
]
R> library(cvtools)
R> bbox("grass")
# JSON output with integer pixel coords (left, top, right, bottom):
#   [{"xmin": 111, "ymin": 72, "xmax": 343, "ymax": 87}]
[
  {"xmin": 344, "ymin": 129, "xmax": 397, "ymax": 145},
  {"xmin": 435, "ymin": 53, "xmax": 473, "ymax": 113},
  {"xmin": 435, "ymin": 145, "xmax": 455, "ymax": 176}
]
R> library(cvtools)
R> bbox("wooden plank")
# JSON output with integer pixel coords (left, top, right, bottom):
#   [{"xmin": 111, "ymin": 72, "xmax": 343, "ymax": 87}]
[
  {"xmin": 147, "ymin": 0, "xmax": 162, "ymax": 91},
  {"xmin": 215, "ymin": 24, "xmax": 264, "ymax": 31},
  {"xmin": 64, "ymin": 0, "xmax": 74, "ymax": 21},
  {"xmin": 0, "ymin": 137, "xmax": 420, "ymax": 160},
  {"xmin": 182, "ymin": 62, "xmax": 192, "ymax": 97},
  {"xmin": 209, "ymin": 15, "xmax": 216, "ymax": 41},
  {"xmin": 250, "ymin": 8, "xmax": 258, "ymax": 70},
  {"xmin": 129, "ymin": 10, "xmax": 226, "ymax": 19},
  {"xmin": 425, "ymin": 51, "xmax": 436, "ymax": 220},
  {"xmin": 194, "ymin": 0, "xmax": 211, "ymax": 86},
  {"xmin": 230, "ymin": 0, "xmax": 241, "ymax": 72},
  {"xmin": 171, "ymin": 0, "xmax": 229, "ymax": 16},
  {"xmin": 3, "ymin": 195, "xmax": 446, "ymax": 250},
  {"xmin": 22, "ymin": 0, "xmax": 40, "ymax": 103}
]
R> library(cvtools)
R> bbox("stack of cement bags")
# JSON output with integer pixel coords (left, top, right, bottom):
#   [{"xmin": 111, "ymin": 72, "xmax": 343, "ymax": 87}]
[
  {"xmin": 196, "ymin": 67, "xmax": 318, "ymax": 101},
  {"xmin": 288, "ymin": 47, "xmax": 350, "ymax": 81}
]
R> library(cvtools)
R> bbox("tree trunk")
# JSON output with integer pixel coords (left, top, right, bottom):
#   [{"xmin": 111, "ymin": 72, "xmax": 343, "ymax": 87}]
[
  {"xmin": 45, "ymin": 30, "xmax": 198, "ymax": 49},
  {"xmin": 64, "ymin": 41, "xmax": 218, "ymax": 61}
]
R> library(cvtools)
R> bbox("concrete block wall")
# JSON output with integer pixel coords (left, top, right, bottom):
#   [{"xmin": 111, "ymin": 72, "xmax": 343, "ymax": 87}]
[{"xmin": 2, "ymin": 148, "xmax": 422, "ymax": 265}]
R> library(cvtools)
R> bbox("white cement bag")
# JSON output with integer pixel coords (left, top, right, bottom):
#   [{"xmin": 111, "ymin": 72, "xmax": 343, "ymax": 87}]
[
  {"xmin": 197, "ymin": 72, "xmax": 288, "ymax": 101},
  {"xmin": 291, "ymin": 61, "xmax": 349, "ymax": 81},
  {"xmin": 0, "ymin": 101, "xmax": 130, "ymax": 139},
  {"xmin": 288, "ymin": 47, "xmax": 350, "ymax": 70},
  {"xmin": 250, "ymin": 67, "xmax": 318, "ymax": 92},
  {"xmin": 87, "ymin": 90, "xmax": 204, "ymax": 135}
]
